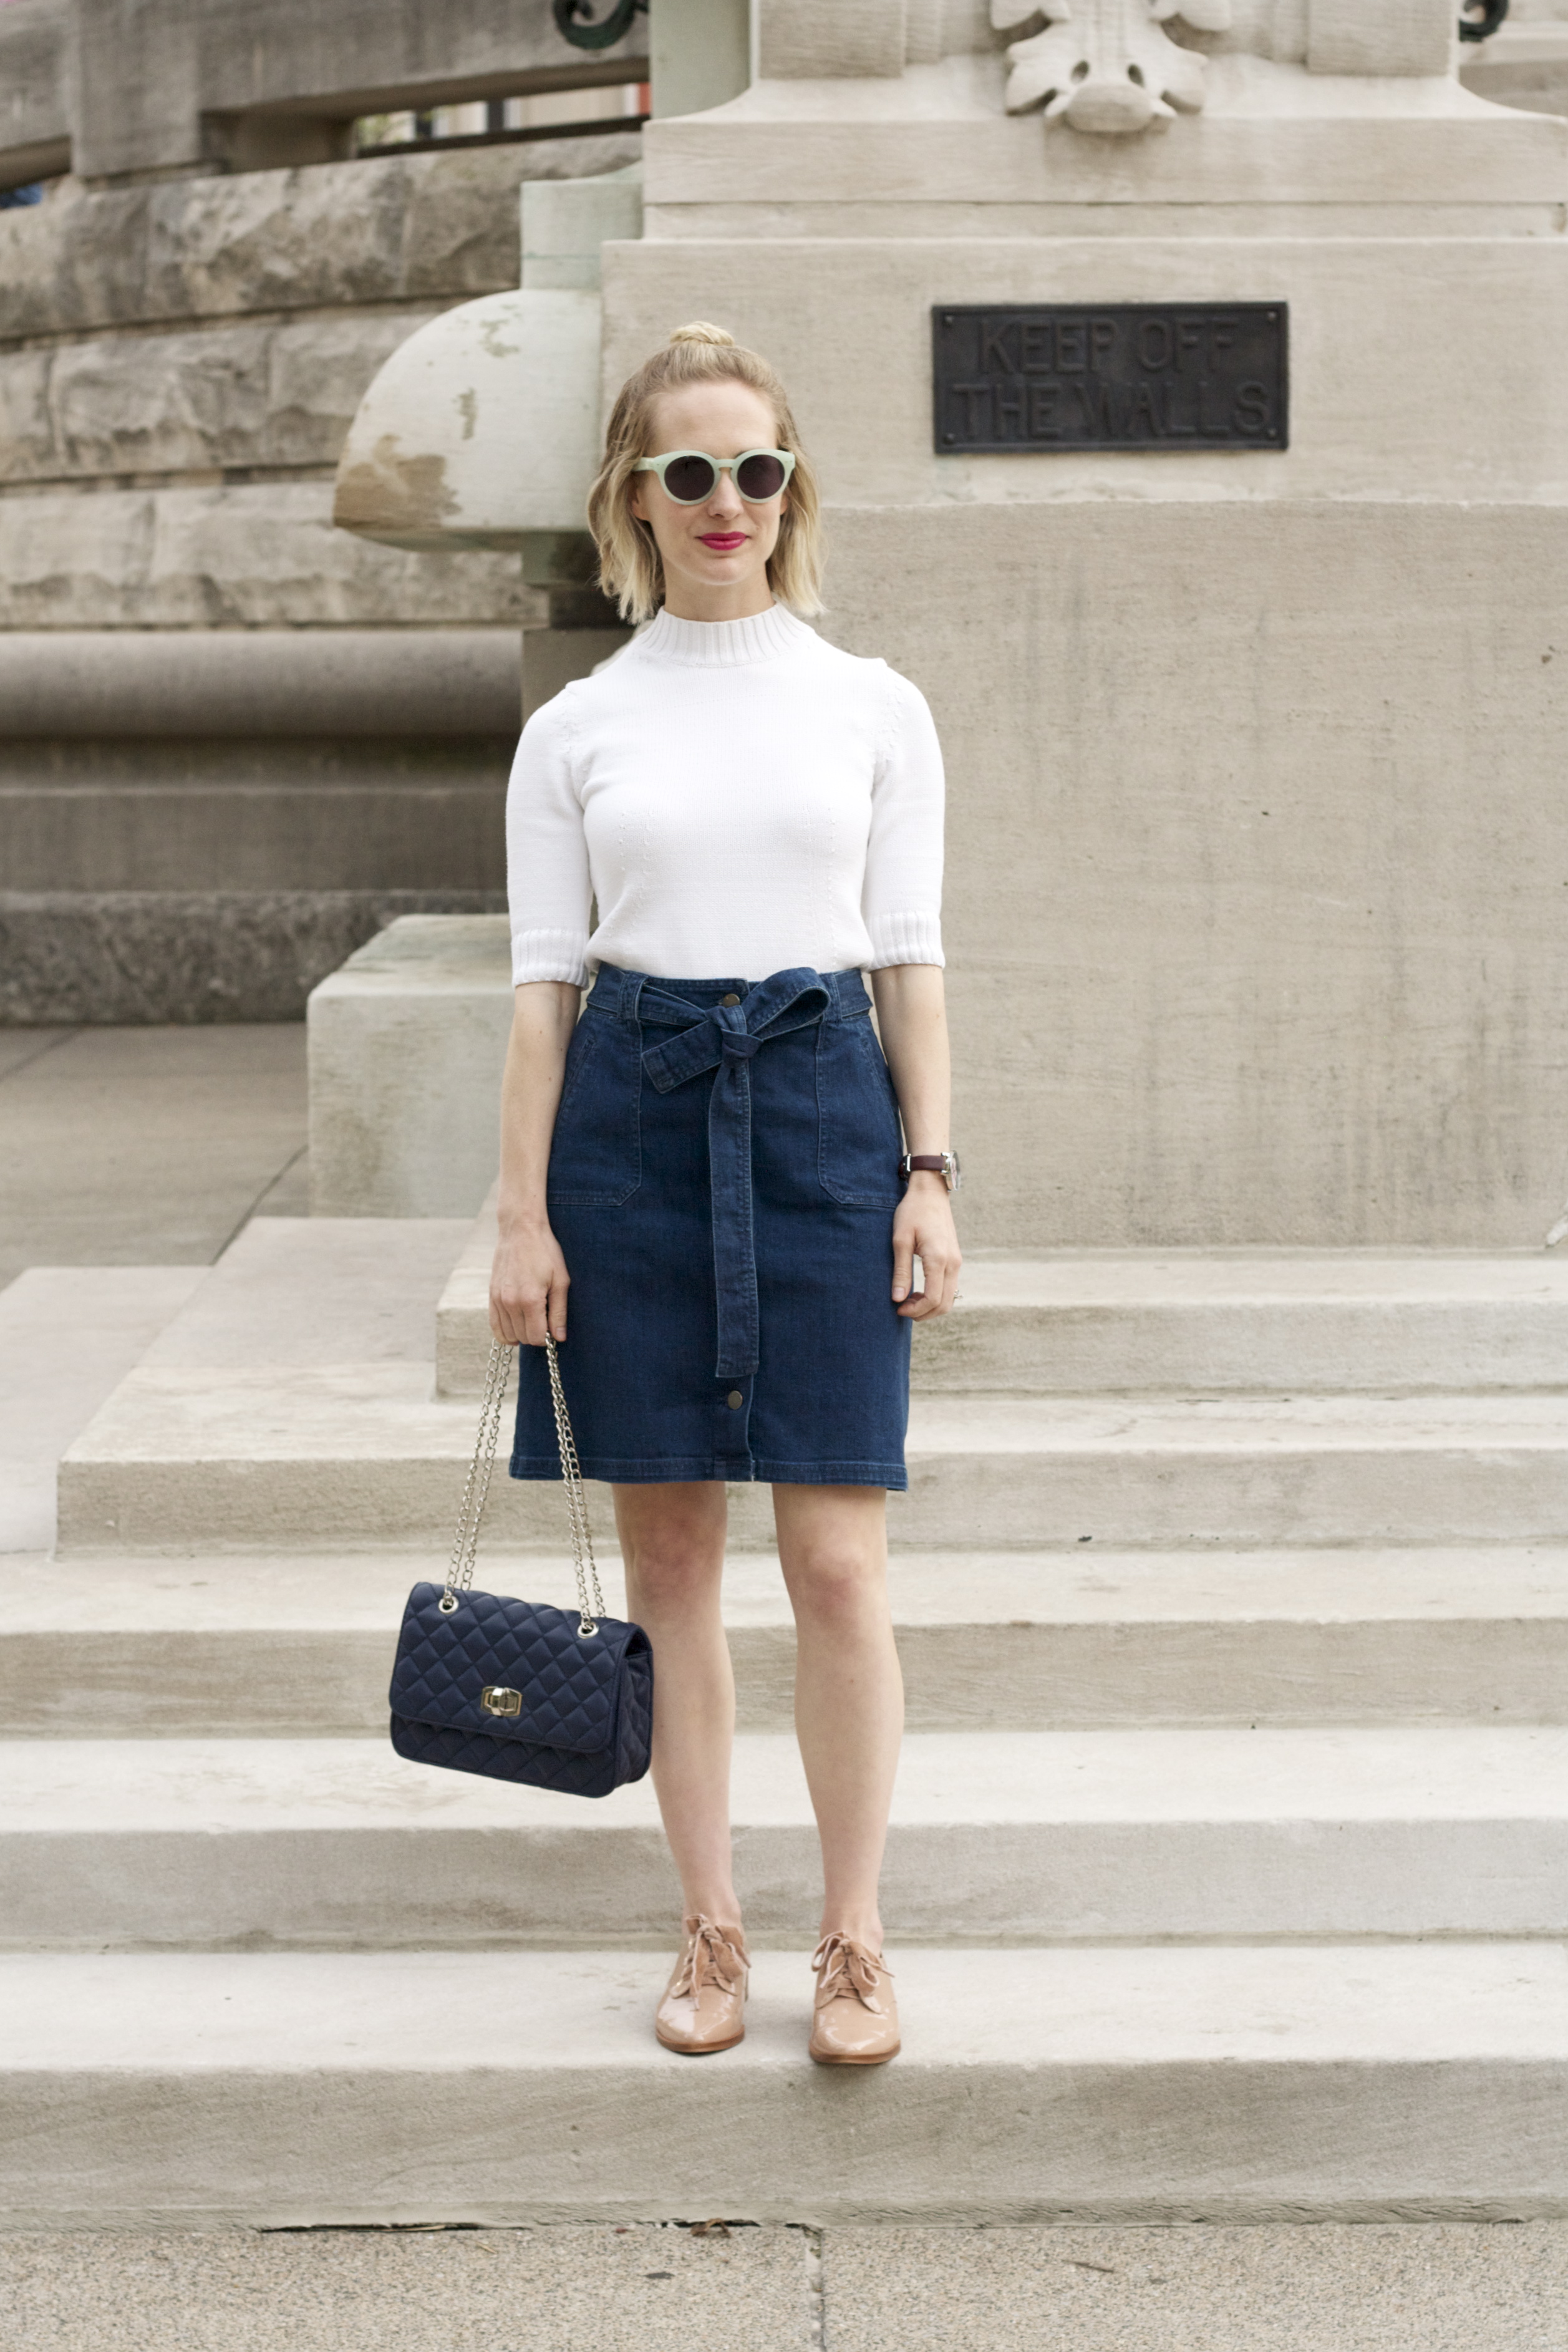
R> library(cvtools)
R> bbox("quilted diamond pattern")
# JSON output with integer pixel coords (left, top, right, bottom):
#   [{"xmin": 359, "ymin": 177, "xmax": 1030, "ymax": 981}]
[
  {"xmin": 388, "ymin": 1581, "xmax": 652, "ymax": 1799},
  {"xmin": 390, "ymin": 1711, "xmax": 641, "ymax": 1799}
]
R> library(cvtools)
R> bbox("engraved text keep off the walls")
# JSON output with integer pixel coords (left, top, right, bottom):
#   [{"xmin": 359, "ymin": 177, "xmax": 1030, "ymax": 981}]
[{"xmin": 933, "ymin": 305, "xmax": 1289, "ymax": 453}]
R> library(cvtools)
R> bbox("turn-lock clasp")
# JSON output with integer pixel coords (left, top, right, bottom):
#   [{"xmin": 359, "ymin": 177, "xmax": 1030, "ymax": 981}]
[{"xmin": 480, "ymin": 1685, "xmax": 523, "ymax": 1718}]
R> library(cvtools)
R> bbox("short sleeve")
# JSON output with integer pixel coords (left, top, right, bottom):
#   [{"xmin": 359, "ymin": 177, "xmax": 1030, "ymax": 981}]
[
  {"xmin": 505, "ymin": 690, "xmax": 592, "ymax": 986},
  {"xmin": 862, "ymin": 667, "xmax": 945, "ymax": 969}
]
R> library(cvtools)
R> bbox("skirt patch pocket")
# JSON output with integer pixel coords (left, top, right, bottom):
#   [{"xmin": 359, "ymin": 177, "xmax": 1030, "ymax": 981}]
[
  {"xmin": 546, "ymin": 1012, "xmax": 642, "ymax": 1206},
  {"xmin": 816, "ymin": 1015, "xmax": 904, "ymax": 1207}
]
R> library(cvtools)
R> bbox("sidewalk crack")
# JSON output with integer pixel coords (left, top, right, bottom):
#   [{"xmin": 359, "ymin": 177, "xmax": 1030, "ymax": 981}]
[{"xmin": 804, "ymin": 2224, "xmax": 826, "ymax": 2348}]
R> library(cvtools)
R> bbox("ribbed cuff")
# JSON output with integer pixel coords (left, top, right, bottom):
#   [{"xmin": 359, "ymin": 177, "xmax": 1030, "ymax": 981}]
[
  {"xmin": 866, "ymin": 911, "xmax": 944, "ymax": 969},
  {"xmin": 511, "ymin": 927, "xmax": 589, "ymax": 986}
]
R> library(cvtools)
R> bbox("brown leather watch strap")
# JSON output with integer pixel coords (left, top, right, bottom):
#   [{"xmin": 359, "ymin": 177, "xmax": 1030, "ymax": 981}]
[{"xmin": 899, "ymin": 1151, "xmax": 962, "ymax": 1192}]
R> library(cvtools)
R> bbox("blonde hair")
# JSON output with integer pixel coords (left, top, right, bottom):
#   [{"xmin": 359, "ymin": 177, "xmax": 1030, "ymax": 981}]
[{"xmin": 588, "ymin": 322, "xmax": 825, "ymax": 625}]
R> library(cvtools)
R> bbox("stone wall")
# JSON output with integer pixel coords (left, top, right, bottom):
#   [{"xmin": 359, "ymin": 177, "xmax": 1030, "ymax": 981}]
[
  {"xmin": 0, "ymin": 135, "xmax": 638, "ymax": 1021},
  {"xmin": 0, "ymin": 0, "xmax": 646, "ymax": 184}
]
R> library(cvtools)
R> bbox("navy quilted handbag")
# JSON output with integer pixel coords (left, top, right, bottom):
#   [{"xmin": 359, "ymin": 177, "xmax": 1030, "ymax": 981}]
[{"xmin": 389, "ymin": 1337, "xmax": 652, "ymax": 1798}]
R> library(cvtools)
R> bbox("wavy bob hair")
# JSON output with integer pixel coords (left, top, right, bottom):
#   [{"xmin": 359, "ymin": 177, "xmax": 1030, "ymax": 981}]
[{"xmin": 587, "ymin": 322, "xmax": 824, "ymax": 625}]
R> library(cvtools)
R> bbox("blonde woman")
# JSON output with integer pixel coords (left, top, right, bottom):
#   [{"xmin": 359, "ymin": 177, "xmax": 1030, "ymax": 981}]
[{"xmin": 490, "ymin": 323, "xmax": 959, "ymax": 2066}]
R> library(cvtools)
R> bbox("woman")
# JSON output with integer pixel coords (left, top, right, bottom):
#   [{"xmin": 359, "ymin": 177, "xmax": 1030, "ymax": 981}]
[{"xmin": 490, "ymin": 322, "xmax": 960, "ymax": 2067}]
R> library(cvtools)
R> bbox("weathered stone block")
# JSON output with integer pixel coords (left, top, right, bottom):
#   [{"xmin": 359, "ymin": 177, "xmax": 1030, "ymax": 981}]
[
  {"xmin": 0, "ymin": 311, "xmax": 447, "ymax": 485},
  {"xmin": 0, "ymin": 890, "xmax": 505, "ymax": 1025},
  {"xmin": 0, "ymin": 140, "xmax": 638, "ymax": 341},
  {"xmin": 0, "ymin": 483, "xmax": 533, "ymax": 630}
]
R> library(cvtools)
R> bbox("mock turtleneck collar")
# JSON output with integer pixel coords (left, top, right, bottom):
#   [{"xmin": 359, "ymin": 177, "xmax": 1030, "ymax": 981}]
[{"xmin": 636, "ymin": 603, "xmax": 811, "ymax": 668}]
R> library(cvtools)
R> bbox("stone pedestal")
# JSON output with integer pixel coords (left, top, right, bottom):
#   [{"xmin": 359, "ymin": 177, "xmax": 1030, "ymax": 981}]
[
  {"xmin": 307, "ymin": 914, "xmax": 511, "ymax": 1217},
  {"xmin": 599, "ymin": 34, "xmax": 1568, "ymax": 1247}
]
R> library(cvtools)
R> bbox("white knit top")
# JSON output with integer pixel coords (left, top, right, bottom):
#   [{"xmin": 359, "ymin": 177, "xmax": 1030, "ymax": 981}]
[{"xmin": 505, "ymin": 602, "xmax": 945, "ymax": 986}]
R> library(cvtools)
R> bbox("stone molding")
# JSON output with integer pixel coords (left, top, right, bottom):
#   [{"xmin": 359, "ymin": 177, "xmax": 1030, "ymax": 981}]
[
  {"xmin": 5, "ymin": 762, "xmax": 513, "ymax": 894},
  {"xmin": 0, "ymin": 629, "xmax": 522, "ymax": 738},
  {"xmin": 747, "ymin": 0, "xmax": 1466, "ymax": 121}
]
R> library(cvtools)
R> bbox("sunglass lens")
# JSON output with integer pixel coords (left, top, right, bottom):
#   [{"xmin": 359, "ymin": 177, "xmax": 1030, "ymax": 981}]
[
  {"xmin": 736, "ymin": 452, "xmax": 788, "ymax": 501},
  {"xmin": 662, "ymin": 454, "xmax": 717, "ymax": 503}
]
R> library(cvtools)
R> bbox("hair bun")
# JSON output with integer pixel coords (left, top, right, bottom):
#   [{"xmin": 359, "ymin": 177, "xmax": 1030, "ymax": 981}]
[{"xmin": 667, "ymin": 321, "xmax": 735, "ymax": 348}]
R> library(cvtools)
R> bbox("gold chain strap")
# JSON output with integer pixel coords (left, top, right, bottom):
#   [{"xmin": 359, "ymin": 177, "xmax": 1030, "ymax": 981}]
[
  {"xmin": 543, "ymin": 1330, "xmax": 607, "ymax": 1635},
  {"xmin": 438, "ymin": 1337, "xmax": 604, "ymax": 1638}
]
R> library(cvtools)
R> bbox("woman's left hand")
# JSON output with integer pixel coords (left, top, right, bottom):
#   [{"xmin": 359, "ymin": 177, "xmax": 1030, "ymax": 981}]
[{"xmin": 892, "ymin": 1173, "xmax": 962, "ymax": 1319}]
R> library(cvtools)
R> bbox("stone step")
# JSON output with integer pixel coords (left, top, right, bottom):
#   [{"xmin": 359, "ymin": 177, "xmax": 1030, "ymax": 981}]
[
  {"xmin": 2, "ymin": 1943, "xmax": 1564, "ymax": 2225},
  {"xmin": 12, "ymin": 1547, "xmax": 1568, "ymax": 1735},
  {"xmin": 121, "ymin": 1212, "xmax": 474, "ymax": 1371},
  {"xmin": 57, "ymin": 1373, "xmax": 1568, "ymax": 1552},
  {"xmin": 0, "ymin": 1263, "xmax": 207, "ymax": 1552},
  {"xmin": 438, "ymin": 1237, "xmax": 1568, "ymax": 1396},
  {"xmin": 433, "ymin": 1193, "xmax": 496, "ymax": 1396},
  {"xmin": 9, "ymin": 1728, "xmax": 1568, "ymax": 1948},
  {"xmin": 916, "ymin": 1251, "xmax": 1568, "ymax": 1396}
]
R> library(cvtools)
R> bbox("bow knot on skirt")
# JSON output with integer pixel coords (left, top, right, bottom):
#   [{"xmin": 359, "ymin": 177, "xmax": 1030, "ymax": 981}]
[{"xmin": 508, "ymin": 963, "xmax": 912, "ymax": 1490}]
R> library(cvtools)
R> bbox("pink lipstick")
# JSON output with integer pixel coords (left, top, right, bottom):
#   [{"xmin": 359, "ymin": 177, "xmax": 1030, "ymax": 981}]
[{"xmin": 698, "ymin": 532, "xmax": 747, "ymax": 550}]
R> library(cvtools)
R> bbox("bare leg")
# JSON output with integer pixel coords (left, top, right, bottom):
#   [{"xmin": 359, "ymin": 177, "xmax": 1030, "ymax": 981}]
[
  {"xmin": 773, "ymin": 1484, "xmax": 904, "ymax": 1950},
  {"xmin": 613, "ymin": 1481, "xmax": 740, "ymax": 1930}
]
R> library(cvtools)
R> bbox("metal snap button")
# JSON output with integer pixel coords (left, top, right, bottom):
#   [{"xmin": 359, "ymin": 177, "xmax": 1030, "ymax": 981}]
[
  {"xmin": 727, "ymin": 1390, "xmax": 743, "ymax": 1408},
  {"xmin": 721, "ymin": 992, "xmax": 741, "ymax": 1005}
]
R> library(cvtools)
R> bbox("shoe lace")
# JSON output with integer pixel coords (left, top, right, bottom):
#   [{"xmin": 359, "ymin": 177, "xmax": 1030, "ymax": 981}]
[
  {"xmin": 811, "ymin": 1932, "xmax": 892, "ymax": 2009},
  {"xmin": 670, "ymin": 1915, "xmax": 747, "ymax": 2000}
]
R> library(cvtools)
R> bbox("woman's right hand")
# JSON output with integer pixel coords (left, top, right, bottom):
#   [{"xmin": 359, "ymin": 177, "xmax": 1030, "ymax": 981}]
[{"xmin": 489, "ymin": 1217, "xmax": 571, "ymax": 1347}]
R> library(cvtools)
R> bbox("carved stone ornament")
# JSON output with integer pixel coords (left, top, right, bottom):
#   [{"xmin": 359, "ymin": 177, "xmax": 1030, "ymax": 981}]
[{"xmin": 992, "ymin": 0, "xmax": 1234, "ymax": 135}]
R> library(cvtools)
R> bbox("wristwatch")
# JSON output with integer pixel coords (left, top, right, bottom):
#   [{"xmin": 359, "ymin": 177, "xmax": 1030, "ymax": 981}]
[{"xmin": 899, "ymin": 1151, "xmax": 962, "ymax": 1193}]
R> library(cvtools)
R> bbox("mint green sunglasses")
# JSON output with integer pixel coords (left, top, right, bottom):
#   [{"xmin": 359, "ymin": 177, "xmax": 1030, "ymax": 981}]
[{"xmin": 634, "ymin": 447, "xmax": 796, "ymax": 505}]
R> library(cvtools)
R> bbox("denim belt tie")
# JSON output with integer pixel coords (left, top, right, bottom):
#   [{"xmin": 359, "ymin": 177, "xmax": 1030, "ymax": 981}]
[{"xmin": 640, "ymin": 967, "xmax": 833, "ymax": 1380}]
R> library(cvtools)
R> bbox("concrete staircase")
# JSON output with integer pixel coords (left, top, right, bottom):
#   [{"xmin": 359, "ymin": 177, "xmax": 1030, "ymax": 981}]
[{"xmin": 6, "ymin": 1220, "xmax": 1568, "ymax": 2224}]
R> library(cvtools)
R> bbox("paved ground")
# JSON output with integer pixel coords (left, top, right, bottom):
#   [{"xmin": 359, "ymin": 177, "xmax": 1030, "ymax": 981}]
[
  {"xmin": 4, "ymin": 1025, "xmax": 1567, "ymax": 2343},
  {"xmin": 0, "ymin": 1026, "xmax": 307, "ymax": 1287},
  {"xmin": 4, "ymin": 2220, "xmax": 1568, "ymax": 2350}
]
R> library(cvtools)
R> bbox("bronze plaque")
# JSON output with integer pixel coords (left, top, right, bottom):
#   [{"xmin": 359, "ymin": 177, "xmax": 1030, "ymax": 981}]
[{"xmin": 933, "ymin": 303, "xmax": 1288, "ymax": 453}]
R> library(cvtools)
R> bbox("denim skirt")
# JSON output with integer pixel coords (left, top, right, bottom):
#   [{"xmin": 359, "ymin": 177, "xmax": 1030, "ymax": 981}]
[{"xmin": 509, "ymin": 962, "xmax": 911, "ymax": 1489}]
